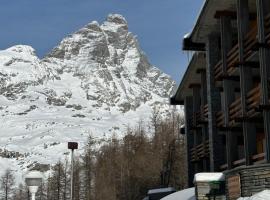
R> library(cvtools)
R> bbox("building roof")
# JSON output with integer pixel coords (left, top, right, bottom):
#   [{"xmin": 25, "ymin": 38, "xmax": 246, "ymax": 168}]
[
  {"xmin": 172, "ymin": 0, "xmax": 258, "ymax": 104},
  {"xmin": 184, "ymin": 0, "xmax": 256, "ymax": 46},
  {"xmin": 171, "ymin": 52, "xmax": 205, "ymax": 105}
]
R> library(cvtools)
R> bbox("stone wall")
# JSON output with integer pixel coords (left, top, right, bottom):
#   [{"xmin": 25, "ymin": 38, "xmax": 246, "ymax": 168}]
[{"xmin": 225, "ymin": 164, "xmax": 270, "ymax": 200}]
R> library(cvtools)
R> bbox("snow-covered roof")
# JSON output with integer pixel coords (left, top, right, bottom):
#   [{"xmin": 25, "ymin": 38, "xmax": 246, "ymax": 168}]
[
  {"xmin": 194, "ymin": 173, "xmax": 225, "ymax": 183},
  {"xmin": 161, "ymin": 187, "xmax": 195, "ymax": 200},
  {"xmin": 148, "ymin": 187, "xmax": 176, "ymax": 195},
  {"xmin": 184, "ymin": 33, "xmax": 191, "ymax": 39},
  {"xmin": 238, "ymin": 190, "xmax": 270, "ymax": 200}
]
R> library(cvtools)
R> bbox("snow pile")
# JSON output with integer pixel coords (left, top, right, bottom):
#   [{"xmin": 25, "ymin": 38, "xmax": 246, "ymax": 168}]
[
  {"xmin": 161, "ymin": 188, "xmax": 195, "ymax": 200},
  {"xmin": 194, "ymin": 173, "xmax": 225, "ymax": 182},
  {"xmin": 238, "ymin": 190, "xmax": 270, "ymax": 200}
]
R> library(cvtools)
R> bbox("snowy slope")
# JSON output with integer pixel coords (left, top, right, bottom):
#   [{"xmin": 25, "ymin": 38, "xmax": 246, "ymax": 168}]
[{"xmin": 0, "ymin": 14, "xmax": 177, "ymax": 178}]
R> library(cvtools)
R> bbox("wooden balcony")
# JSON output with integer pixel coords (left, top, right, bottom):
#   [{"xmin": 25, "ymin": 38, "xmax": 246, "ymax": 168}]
[
  {"xmin": 214, "ymin": 14, "xmax": 270, "ymax": 82},
  {"xmin": 252, "ymin": 153, "xmax": 266, "ymax": 164},
  {"xmin": 191, "ymin": 140, "xmax": 210, "ymax": 162},
  {"xmin": 228, "ymin": 85, "xmax": 261, "ymax": 125},
  {"xmin": 220, "ymin": 164, "xmax": 228, "ymax": 171},
  {"xmin": 202, "ymin": 104, "xmax": 208, "ymax": 120},
  {"xmin": 229, "ymin": 97, "xmax": 242, "ymax": 126},
  {"xmin": 192, "ymin": 104, "xmax": 209, "ymax": 127},
  {"xmin": 216, "ymin": 111, "xmax": 224, "ymax": 127},
  {"xmin": 214, "ymin": 23, "xmax": 258, "ymax": 81},
  {"xmin": 246, "ymin": 84, "xmax": 261, "ymax": 117},
  {"xmin": 214, "ymin": 61, "xmax": 222, "ymax": 81},
  {"xmin": 219, "ymin": 154, "xmax": 265, "ymax": 170},
  {"xmin": 233, "ymin": 158, "xmax": 245, "ymax": 167}
]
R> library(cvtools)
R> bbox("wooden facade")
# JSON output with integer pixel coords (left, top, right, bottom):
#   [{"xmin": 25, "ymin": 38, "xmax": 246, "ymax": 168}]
[{"xmin": 171, "ymin": 0, "xmax": 270, "ymax": 191}]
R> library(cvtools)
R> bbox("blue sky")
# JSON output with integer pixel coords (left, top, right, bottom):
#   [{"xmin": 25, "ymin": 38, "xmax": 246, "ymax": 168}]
[{"xmin": 0, "ymin": 1, "xmax": 201, "ymax": 83}]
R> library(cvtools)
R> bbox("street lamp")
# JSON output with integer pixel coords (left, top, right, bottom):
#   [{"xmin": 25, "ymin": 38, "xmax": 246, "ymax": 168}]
[
  {"xmin": 68, "ymin": 142, "xmax": 78, "ymax": 200},
  {"xmin": 25, "ymin": 171, "xmax": 43, "ymax": 200}
]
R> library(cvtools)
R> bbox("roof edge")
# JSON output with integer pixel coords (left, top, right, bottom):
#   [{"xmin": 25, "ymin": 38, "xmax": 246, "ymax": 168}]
[{"xmin": 190, "ymin": 0, "xmax": 210, "ymax": 41}]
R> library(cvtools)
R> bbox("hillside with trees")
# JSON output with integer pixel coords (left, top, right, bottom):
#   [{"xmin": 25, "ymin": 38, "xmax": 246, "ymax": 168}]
[{"xmin": 1, "ymin": 109, "xmax": 187, "ymax": 200}]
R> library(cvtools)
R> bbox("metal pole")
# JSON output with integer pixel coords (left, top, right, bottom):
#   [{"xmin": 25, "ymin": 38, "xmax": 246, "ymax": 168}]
[
  {"xmin": 71, "ymin": 149, "xmax": 74, "ymax": 200},
  {"xmin": 32, "ymin": 193, "xmax": 35, "ymax": 200}
]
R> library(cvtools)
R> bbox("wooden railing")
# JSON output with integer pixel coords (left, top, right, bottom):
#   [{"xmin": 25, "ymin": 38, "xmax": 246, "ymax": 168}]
[
  {"xmin": 214, "ymin": 23, "xmax": 258, "ymax": 81},
  {"xmin": 216, "ymin": 111, "xmax": 224, "ymax": 127},
  {"xmin": 191, "ymin": 140, "xmax": 210, "ymax": 162},
  {"xmin": 214, "ymin": 14, "xmax": 270, "ymax": 82},
  {"xmin": 219, "ymin": 154, "xmax": 265, "ymax": 169},
  {"xmin": 220, "ymin": 164, "xmax": 228, "ymax": 171},
  {"xmin": 233, "ymin": 158, "xmax": 245, "ymax": 167},
  {"xmin": 246, "ymin": 84, "xmax": 261, "ymax": 117},
  {"xmin": 228, "ymin": 85, "xmax": 261, "ymax": 125},
  {"xmin": 229, "ymin": 97, "xmax": 242, "ymax": 126},
  {"xmin": 193, "ymin": 104, "xmax": 209, "ymax": 127},
  {"xmin": 214, "ymin": 61, "xmax": 222, "ymax": 81},
  {"xmin": 203, "ymin": 104, "xmax": 208, "ymax": 120},
  {"xmin": 226, "ymin": 44, "xmax": 240, "ymax": 75},
  {"xmin": 252, "ymin": 153, "xmax": 266, "ymax": 164}
]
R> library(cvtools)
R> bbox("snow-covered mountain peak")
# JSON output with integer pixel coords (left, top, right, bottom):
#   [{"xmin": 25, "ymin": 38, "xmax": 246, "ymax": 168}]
[
  {"xmin": 106, "ymin": 14, "xmax": 128, "ymax": 25},
  {"xmin": 0, "ymin": 14, "xmax": 179, "ymax": 178},
  {"xmin": 1, "ymin": 45, "xmax": 38, "ymax": 64},
  {"xmin": 6, "ymin": 45, "xmax": 36, "ymax": 55}
]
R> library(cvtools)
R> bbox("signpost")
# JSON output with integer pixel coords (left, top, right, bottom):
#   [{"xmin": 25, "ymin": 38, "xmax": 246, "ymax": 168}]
[{"xmin": 228, "ymin": 175, "xmax": 241, "ymax": 199}]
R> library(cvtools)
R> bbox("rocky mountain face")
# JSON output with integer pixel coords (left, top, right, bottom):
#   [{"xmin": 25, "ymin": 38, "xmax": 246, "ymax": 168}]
[{"xmin": 0, "ymin": 14, "xmax": 176, "ymax": 180}]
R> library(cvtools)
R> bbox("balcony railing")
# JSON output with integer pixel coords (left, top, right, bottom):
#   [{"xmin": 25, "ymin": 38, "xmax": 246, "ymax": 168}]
[
  {"xmin": 191, "ymin": 140, "xmax": 210, "ymax": 162},
  {"xmin": 228, "ymin": 85, "xmax": 261, "ymax": 126},
  {"xmin": 233, "ymin": 158, "xmax": 245, "ymax": 167},
  {"xmin": 229, "ymin": 97, "xmax": 242, "ymax": 126},
  {"xmin": 220, "ymin": 164, "xmax": 228, "ymax": 171},
  {"xmin": 219, "ymin": 153, "xmax": 265, "ymax": 170},
  {"xmin": 216, "ymin": 111, "xmax": 224, "ymax": 127},
  {"xmin": 214, "ymin": 23, "xmax": 258, "ymax": 81},
  {"xmin": 252, "ymin": 153, "xmax": 266, "ymax": 164},
  {"xmin": 202, "ymin": 104, "xmax": 208, "ymax": 120},
  {"xmin": 214, "ymin": 14, "xmax": 270, "ymax": 82},
  {"xmin": 246, "ymin": 84, "xmax": 261, "ymax": 117},
  {"xmin": 192, "ymin": 104, "xmax": 209, "ymax": 127}
]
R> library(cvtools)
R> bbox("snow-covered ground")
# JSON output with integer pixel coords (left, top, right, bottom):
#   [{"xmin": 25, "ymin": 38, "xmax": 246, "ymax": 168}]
[
  {"xmin": 161, "ymin": 188, "xmax": 195, "ymax": 200},
  {"xmin": 238, "ymin": 190, "xmax": 270, "ymax": 200}
]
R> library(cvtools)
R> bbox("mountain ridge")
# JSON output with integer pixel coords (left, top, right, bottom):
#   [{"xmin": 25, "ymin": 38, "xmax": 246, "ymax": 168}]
[{"xmin": 0, "ymin": 14, "xmax": 178, "ymax": 182}]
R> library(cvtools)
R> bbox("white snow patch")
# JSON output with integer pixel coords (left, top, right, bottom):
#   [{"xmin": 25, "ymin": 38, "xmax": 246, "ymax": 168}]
[
  {"xmin": 238, "ymin": 190, "xmax": 270, "ymax": 200},
  {"xmin": 194, "ymin": 173, "xmax": 225, "ymax": 182},
  {"xmin": 161, "ymin": 188, "xmax": 195, "ymax": 200}
]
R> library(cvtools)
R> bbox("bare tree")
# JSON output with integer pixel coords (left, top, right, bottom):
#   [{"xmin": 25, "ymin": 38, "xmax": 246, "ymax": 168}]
[{"xmin": 0, "ymin": 169, "xmax": 15, "ymax": 200}]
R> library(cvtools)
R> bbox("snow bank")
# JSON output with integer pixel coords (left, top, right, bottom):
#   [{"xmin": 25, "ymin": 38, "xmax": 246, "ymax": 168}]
[
  {"xmin": 161, "ymin": 187, "xmax": 195, "ymax": 200},
  {"xmin": 238, "ymin": 190, "xmax": 270, "ymax": 200},
  {"xmin": 194, "ymin": 173, "xmax": 225, "ymax": 182}
]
